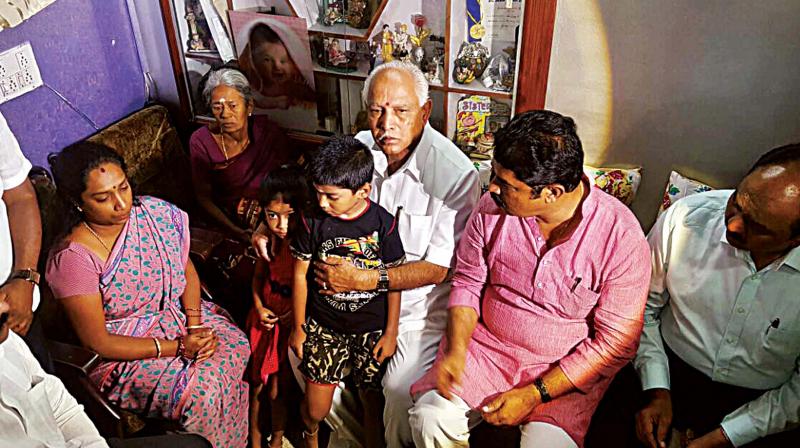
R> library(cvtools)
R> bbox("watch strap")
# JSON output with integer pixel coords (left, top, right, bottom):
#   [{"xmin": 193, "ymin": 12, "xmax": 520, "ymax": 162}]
[
  {"xmin": 10, "ymin": 268, "xmax": 40, "ymax": 286},
  {"xmin": 534, "ymin": 377, "xmax": 552, "ymax": 403},
  {"xmin": 376, "ymin": 265, "xmax": 389, "ymax": 293}
]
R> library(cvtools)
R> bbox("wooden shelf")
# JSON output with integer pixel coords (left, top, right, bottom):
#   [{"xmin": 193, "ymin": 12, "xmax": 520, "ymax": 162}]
[{"xmin": 446, "ymin": 85, "xmax": 513, "ymax": 100}]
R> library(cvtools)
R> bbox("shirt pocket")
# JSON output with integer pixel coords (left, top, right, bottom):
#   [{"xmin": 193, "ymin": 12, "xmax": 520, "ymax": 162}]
[
  {"xmin": 551, "ymin": 273, "xmax": 600, "ymax": 319},
  {"xmin": 399, "ymin": 213, "xmax": 433, "ymax": 259},
  {"xmin": 760, "ymin": 327, "xmax": 800, "ymax": 365}
]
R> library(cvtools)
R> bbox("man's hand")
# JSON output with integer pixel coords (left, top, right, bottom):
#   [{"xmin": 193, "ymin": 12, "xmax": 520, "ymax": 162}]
[
  {"xmin": 252, "ymin": 230, "xmax": 271, "ymax": 261},
  {"xmin": 313, "ymin": 256, "xmax": 374, "ymax": 295},
  {"xmin": 0, "ymin": 279, "xmax": 34, "ymax": 336},
  {"xmin": 636, "ymin": 388, "xmax": 673, "ymax": 448},
  {"xmin": 372, "ymin": 331, "xmax": 397, "ymax": 363},
  {"xmin": 436, "ymin": 350, "xmax": 467, "ymax": 400},
  {"xmin": 685, "ymin": 428, "xmax": 732, "ymax": 448},
  {"xmin": 480, "ymin": 385, "xmax": 540, "ymax": 426}
]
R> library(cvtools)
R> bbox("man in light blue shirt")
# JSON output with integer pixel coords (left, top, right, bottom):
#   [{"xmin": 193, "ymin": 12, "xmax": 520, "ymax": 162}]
[{"xmin": 635, "ymin": 143, "xmax": 800, "ymax": 448}]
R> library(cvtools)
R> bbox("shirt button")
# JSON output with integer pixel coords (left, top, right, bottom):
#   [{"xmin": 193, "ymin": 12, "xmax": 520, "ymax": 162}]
[
  {"xmin": 536, "ymin": 237, "xmax": 543, "ymax": 242},
  {"xmin": 542, "ymin": 260, "xmax": 549, "ymax": 266},
  {"xmin": 737, "ymin": 307, "xmax": 745, "ymax": 314},
  {"xmin": 537, "ymin": 282, "xmax": 544, "ymax": 288},
  {"xmin": 726, "ymin": 337, "xmax": 735, "ymax": 344}
]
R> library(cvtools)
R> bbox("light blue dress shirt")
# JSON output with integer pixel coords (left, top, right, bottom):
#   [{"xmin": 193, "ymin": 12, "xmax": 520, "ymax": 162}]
[{"xmin": 635, "ymin": 190, "xmax": 800, "ymax": 447}]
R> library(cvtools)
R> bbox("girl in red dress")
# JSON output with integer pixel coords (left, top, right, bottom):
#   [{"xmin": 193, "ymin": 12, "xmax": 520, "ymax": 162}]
[{"xmin": 247, "ymin": 165, "xmax": 308, "ymax": 448}]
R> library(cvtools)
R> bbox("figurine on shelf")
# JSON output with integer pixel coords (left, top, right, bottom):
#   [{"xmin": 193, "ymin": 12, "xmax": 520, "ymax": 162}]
[
  {"xmin": 473, "ymin": 132, "xmax": 495, "ymax": 159},
  {"xmin": 324, "ymin": 37, "xmax": 349, "ymax": 67},
  {"xmin": 346, "ymin": 0, "xmax": 369, "ymax": 29},
  {"xmin": 409, "ymin": 14, "xmax": 432, "ymax": 69},
  {"xmin": 425, "ymin": 53, "xmax": 443, "ymax": 83},
  {"xmin": 321, "ymin": 0, "xmax": 345, "ymax": 26},
  {"xmin": 453, "ymin": 41, "xmax": 489, "ymax": 84},
  {"xmin": 380, "ymin": 24, "xmax": 394, "ymax": 62},
  {"xmin": 392, "ymin": 23, "xmax": 412, "ymax": 62},
  {"xmin": 186, "ymin": 3, "xmax": 207, "ymax": 51}
]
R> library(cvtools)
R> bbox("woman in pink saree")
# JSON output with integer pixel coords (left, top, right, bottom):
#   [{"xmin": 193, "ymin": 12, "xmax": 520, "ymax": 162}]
[{"xmin": 45, "ymin": 142, "xmax": 250, "ymax": 447}]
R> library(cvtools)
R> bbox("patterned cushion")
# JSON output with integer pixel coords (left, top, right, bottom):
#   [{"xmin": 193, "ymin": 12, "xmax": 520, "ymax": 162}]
[
  {"xmin": 584, "ymin": 166, "xmax": 642, "ymax": 206},
  {"xmin": 659, "ymin": 170, "xmax": 713, "ymax": 214}
]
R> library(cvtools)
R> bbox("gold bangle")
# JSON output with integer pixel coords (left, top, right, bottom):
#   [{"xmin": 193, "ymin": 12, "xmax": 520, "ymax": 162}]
[
  {"xmin": 186, "ymin": 325, "xmax": 206, "ymax": 331},
  {"xmin": 153, "ymin": 337, "xmax": 162, "ymax": 358},
  {"xmin": 185, "ymin": 307, "xmax": 202, "ymax": 312}
]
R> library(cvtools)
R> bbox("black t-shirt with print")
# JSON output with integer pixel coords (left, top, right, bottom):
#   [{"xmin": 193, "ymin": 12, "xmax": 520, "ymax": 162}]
[{"xmin": 291, "ymin": 200, "xmax": 405, "ymax": 333}]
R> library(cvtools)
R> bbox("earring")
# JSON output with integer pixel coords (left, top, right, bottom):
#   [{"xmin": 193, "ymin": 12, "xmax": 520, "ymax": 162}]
[{"xmin": 74, "ymin": 203, "xmax": 83, "ymax": 213}]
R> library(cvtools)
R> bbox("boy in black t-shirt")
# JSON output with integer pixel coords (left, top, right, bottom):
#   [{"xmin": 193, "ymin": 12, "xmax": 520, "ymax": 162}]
[{"xmin": 290, "ymin": 136, "xmax": 405, "ymax": 448}]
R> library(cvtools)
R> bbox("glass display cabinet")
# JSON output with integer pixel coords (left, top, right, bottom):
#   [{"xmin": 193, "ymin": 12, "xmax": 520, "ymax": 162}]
[{"xmin": 160, "ymin": 0, "xmax": 556, "ymax": 153}]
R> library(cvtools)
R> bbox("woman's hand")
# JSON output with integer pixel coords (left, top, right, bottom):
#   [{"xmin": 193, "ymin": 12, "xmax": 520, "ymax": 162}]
[
  {"xmin": 184, "ymin": 328, "xmax": 215, "ymax": 360},
  {"xmin": 259, "ymin": 307, "xmax": 279, "ymax": 330},
  {"xmin": 289, "ymin": 326, "xmax": 306, "ymax": 360}
]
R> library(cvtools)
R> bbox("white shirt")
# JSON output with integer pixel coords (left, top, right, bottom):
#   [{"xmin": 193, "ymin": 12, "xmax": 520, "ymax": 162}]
[
  {"xmin": 635, "ymin": 190, "xmax": 800, "ymax": 446},
  {"xmin": 0, "ymin": 111, "xmax": 39, "ymax": 311},
  {"xmin": 356, "ymin": 124, "xmax": 480, "ymax": 331},
  {"xmin": 0, "ymin": 331, "xmax": 108, "ymax": 447}
]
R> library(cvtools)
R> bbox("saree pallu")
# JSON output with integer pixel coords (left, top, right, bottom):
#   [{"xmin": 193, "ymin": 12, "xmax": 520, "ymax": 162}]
[{"xmin": 70, "ymin": 197, "xmax": 249, "ymax": 447}]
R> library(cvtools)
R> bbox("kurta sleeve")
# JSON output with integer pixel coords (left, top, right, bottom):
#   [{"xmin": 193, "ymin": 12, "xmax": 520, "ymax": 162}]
[{"xmin": 559, "ymin": 229, "xmax": 652, "ymax": 392}]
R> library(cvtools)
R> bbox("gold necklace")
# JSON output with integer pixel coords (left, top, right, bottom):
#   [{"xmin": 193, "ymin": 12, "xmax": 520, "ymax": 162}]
[
  {"xmin": 218, "ymin": 133, "xmax": 249, "ymax": 161},
  {"xmin": 83, "ymin": 221, "xmax": 112, "ymax": 253}
]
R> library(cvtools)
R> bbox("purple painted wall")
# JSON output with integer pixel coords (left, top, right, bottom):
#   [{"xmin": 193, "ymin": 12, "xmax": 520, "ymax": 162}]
[{"xmin": 0, "ymin": 0, "xmax": 145, "ymax": 167}]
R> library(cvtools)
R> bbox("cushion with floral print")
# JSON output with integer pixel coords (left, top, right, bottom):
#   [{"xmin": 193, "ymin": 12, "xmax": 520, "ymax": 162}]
[
  {"xmin": 658, "ymin": 170, "xmax": 714, "ymax": 215},
  {"xmin": 584, "ymin": 166, "xmax": 642, "ymax": 206}
]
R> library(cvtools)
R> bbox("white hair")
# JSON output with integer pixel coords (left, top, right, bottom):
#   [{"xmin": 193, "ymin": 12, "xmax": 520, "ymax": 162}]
[
  {"xmin": 203, "ymin": 68, "xmax": 253, "ymax": 107},
  {"xmin": 362, "ymin": 61, "xmax": 429, "ymax": 107}
]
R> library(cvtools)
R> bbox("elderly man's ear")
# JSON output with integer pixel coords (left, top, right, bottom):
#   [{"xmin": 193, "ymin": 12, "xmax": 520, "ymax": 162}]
[{"xmin": 421, "ymin": 99, "xmax": 433, "ymax": 122}]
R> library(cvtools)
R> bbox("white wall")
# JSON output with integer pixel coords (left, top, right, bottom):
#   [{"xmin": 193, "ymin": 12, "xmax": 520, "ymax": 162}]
[{"xmin": 545, "ymin": 0, "xmax": 800, "ymax": 228}]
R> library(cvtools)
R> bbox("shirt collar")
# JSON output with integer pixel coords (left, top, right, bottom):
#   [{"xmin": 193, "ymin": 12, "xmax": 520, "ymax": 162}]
[{"xmin": 371, "ymin": 123, "xmax": 435, "ymax": 181}]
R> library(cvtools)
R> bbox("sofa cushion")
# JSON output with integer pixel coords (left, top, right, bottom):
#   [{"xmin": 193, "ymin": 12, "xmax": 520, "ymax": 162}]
[
  {"xmin": 659, "ymin": 170, "xmax": 714, "ymax": 214},
  {"xmin": 584, "ymin": 166, "xmax": 642, "ymax": 206}
]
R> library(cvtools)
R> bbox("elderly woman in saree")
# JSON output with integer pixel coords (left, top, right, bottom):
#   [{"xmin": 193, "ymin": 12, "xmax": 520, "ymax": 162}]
[
  {"xmin": 45, "ymin": 141, "xmax": 250, "ymax": 447},
  {"xmin": 189, "ymin": 67, "xmax": 292, "ymax": 243}
]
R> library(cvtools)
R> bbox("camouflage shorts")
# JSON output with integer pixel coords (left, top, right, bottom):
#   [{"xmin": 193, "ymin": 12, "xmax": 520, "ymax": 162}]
[{"xmin": 299, "ymin": 317, "xmax": 385, "ymax": 389}]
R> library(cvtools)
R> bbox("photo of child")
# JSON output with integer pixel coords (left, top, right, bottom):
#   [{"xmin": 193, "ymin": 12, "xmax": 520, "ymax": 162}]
[{"xmin": 230, "ymin": 11, "xmax": 318, "ymax": 131}]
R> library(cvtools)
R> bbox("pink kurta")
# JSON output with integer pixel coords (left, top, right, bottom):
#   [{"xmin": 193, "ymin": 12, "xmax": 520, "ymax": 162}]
[{"xmin": 411, "ymin": 186, "xmax": 651, "ymax": 446}]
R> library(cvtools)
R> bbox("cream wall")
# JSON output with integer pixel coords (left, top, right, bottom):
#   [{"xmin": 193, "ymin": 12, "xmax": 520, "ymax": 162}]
[{"xmin": 544, "ymin": 0, "xmax": 800, "ymax": 229}]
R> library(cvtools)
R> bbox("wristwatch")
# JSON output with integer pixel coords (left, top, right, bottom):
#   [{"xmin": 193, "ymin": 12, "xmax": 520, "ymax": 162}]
[
  {"xmin": 9, "ymin": 268, "xmax": 40, "ymax": 286},
  {"xmin": 376, "ymin": 265, "xmax": 389, "ymax": 293},
  {"xmin": 534, "ymin": 377, "xmax": 552, "ymax": 403}
]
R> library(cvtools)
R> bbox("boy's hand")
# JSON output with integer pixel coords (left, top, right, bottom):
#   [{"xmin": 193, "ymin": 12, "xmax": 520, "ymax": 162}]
[
  {"xmin": 372, "ymin": 332, "xmax": 397, "ymax": 363},
  {"xmin": 259, "ymin": 308, "xmax": 279, "ymax": 330},
  {"xmin": 289, "ymin": 327, "xmax": 306, "ymax": 360}
]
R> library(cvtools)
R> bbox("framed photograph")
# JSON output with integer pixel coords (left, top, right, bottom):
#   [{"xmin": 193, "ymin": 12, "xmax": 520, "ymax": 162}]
[{"xmin": 230, "ymin": 10, "xmax": 318, "ymax": 131}]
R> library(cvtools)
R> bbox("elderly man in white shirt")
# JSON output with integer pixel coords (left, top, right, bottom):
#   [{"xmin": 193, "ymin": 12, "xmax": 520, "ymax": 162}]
[
  {"xmin": 254, "ymin": 61, "xmax": 479, "ymax": 447},
  {"xmin": 634, "ymin": 143, "xmax": 800, "ymax": 448}
]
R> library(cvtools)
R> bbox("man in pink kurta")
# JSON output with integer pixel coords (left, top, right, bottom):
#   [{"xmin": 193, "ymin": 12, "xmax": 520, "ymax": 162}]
[{"xmin": 409, "ymin": 110, "xmax": 651, "ymax": 447}]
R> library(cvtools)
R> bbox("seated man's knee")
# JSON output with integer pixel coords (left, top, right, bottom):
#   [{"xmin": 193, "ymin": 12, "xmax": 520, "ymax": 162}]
[{"xmin": 408, "ymin": 394, "xmax": 448, "ymax": 439}]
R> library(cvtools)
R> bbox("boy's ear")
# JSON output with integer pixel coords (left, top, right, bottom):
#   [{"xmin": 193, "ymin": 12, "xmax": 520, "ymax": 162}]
[{"xmin": 357, "ymin": 182, "xmax": 371, "ymax": 198}]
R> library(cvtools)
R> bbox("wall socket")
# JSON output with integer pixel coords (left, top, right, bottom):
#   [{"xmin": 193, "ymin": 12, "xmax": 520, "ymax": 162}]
[{"xmin": 0, "ymin": 42, "xmax": 43, "ymax": 105}]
